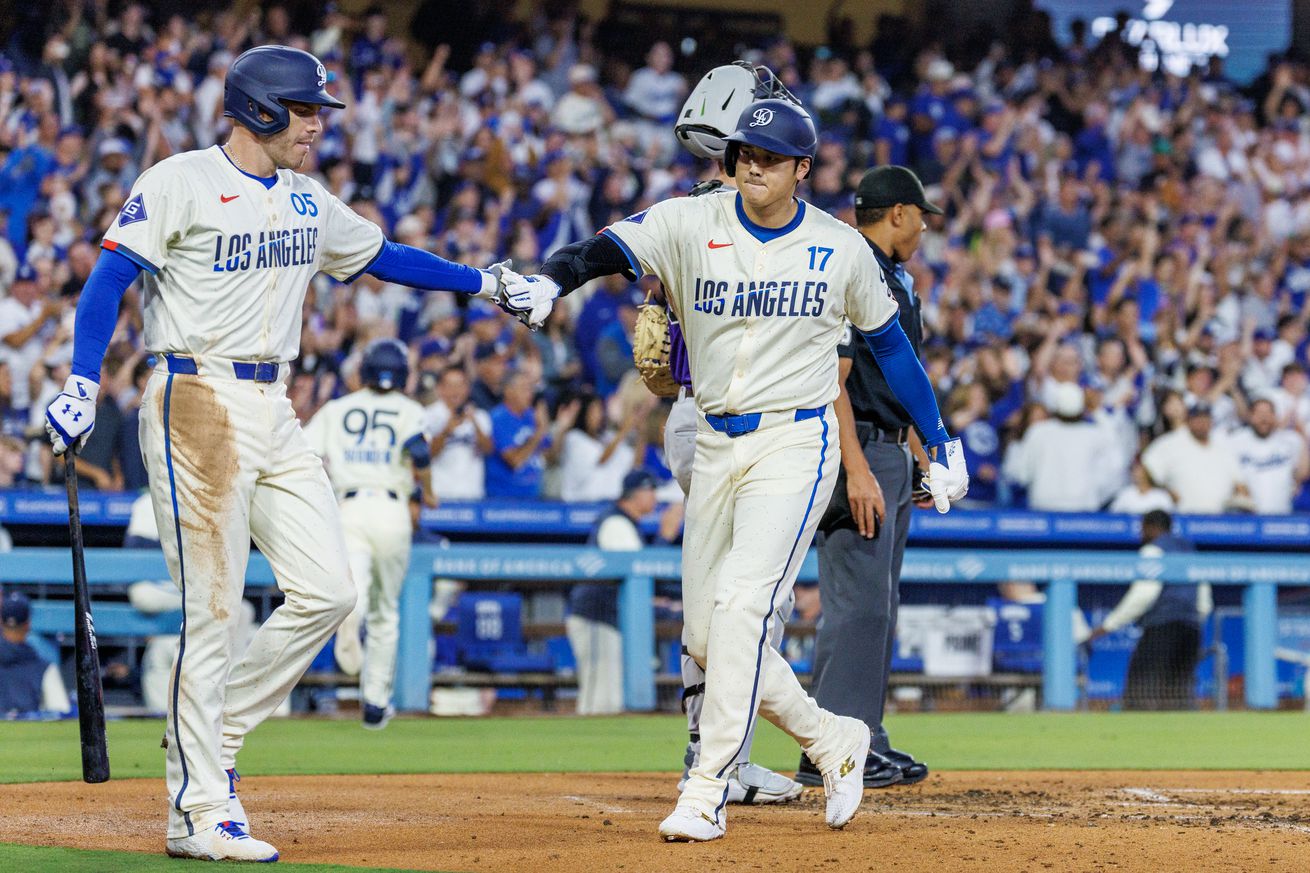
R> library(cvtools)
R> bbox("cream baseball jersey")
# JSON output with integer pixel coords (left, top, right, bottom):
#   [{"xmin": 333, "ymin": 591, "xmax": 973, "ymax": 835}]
[
  {"xmin": 102, "ymin": 145, "xmax": 384, "ymax": 362},
  {"xmin": 602, "ymin": 190, "xmax": 898, "ymax": 415},
  {"xmin": 304, "ymin": 388, "xmax": 428, "ymax": 496}
]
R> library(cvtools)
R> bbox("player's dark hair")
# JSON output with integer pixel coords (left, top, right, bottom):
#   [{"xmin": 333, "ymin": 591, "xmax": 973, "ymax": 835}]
[
  {"xmin": 1141, "ymin": 509, "xmax": 1172, "ymax": 537},
  {"xmin": 856, "ymin": 205, "xmax": 892, "ymax": 227}
]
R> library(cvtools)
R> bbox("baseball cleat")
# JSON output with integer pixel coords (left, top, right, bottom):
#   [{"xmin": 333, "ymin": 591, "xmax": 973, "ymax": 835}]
[
  {"xmin": 822, "ymin": 718, "xmax": 871, "ymax": 829},
  {"xmin": 166, "ymin": 820, "xmax": 279, "ymax": 862},
  {"xmin": 362, "ymin": 703, "xmax": 394, "ymax": 730},
  {"xmin": 658, "ymin": 805, "xmax": 726, "ymax": 842},
  {"xmin": 226, "ymin": 768, "xmax": 250, "ymax": 830},
  {"xmin": 726, "ymin": 762, "xmax": 803, "ymax": 804}
]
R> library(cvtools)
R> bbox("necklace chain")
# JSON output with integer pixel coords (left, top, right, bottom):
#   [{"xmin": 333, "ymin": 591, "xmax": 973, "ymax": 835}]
[{"xmin": 224, "ymin": 144, "xmax": 249, "ymax": 173}]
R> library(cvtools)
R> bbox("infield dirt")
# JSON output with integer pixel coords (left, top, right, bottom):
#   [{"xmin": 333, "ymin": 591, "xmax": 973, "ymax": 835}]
[{"xmin": 3, "ymin": 770, "xmax": 1308, "ymax": 872}]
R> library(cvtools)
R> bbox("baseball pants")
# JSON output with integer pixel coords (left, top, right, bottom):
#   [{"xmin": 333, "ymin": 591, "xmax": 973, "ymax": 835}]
[
  {"xmin": 811, "ymin": 436, "xmax": 912, "ymax": 752},
  {"xmin": 666, "ymin": 392, "xmax": 790, "ymax": 769},
  {"xmin": 565, "ymin": 614, "xmax": 624, "ymax": 715},
  {"xmin": 337, "ymin": 492, "xmax": 413, "ymax": 710},
  {"xmin": 678, "ymin": 405, "xmax": 854, "ymax": 817},
  {"xmin": 139, "ymin": 361, "xmax": 355, "ymax": 839}
]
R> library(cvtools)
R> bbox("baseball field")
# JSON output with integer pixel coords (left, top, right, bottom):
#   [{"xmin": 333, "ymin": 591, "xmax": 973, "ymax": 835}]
[{"xmin": 2, "ymin": 712, "xmax": 1308, "ymax": 872}]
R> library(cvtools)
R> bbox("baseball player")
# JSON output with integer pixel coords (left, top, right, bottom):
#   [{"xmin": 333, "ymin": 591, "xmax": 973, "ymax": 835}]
[
  {"xmin": 303, "ymin": 338, "xmax": 432, "ymax": 730},
  {"xmin": 43, "ymin": 45, "xmax": 531, "ymax": 863},
  {"xmin": 667, "ymin": 61, "xmax": 805, "ymax": 806},
  {"xmin": 502, "ymin": 98, "xmax": 969, "ymax": 841}
]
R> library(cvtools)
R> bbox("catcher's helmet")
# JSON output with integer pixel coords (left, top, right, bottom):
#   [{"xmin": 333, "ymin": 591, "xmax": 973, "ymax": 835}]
[
  {"xmin": 675, "ymin": 62, "xmax": 800, "ymax": 161},
  {"xmin": 360, "ymin": 339, "xmax": 409, "ymax": 392},
  {"xmin": 224, "ymin": 45, "xmax": 345, "ymax": 136},
  {"xmin": 723, "ymin": 98, "xmax": 817, "ymax": 178}
]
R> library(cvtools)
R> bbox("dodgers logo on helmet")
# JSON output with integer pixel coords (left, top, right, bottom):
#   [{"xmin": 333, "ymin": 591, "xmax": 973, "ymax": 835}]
[
  {"xmin": 316, "ymin": 63, "xmax": 327, "ymax": 87},
  {"xmin": 750, "ymin": 107, "xmax": 775, "ymax": 127}
]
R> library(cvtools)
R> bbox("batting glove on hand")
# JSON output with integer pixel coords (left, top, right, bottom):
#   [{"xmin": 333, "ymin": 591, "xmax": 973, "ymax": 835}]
[
  {"xmin": 925, "ymin": 438, "xmax": 969, "ymax": 514},
  {"xmin": 45, "ymin": 374, "xmax": 98, "ymax": 456},
  {"xmin": 498, "ymin": 270, "xmax": 560, "ymax": 331}
]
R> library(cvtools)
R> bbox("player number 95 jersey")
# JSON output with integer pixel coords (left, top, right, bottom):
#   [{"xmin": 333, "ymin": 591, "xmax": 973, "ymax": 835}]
[
  {"xmin": 303, "ymin": 389, "xmax": 428, "ymax": 497},
  {"xmin": 602, "ymin": 190, "xmax": 898, "ymax": 415}
]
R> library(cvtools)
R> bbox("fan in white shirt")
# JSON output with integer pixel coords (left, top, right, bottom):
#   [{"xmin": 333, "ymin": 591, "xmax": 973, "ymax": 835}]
[
  {"xmin": 1141, "ymin": 402, "xmax": 1248, "ymax": 513},
  {"xmin": 423, "ymin": 367, "xmax": 493, "ymax": 501},
  {"xmin": 556, "ymin": 394, "xmax": 644, "ymax": 503},
  {"xmin": 1003, "ymin": 382, "xmax": 1122, "ymax": 511},
  {"xmin": 1228, "ymin": 398, "xmax": 1310, "ymax": 515},
  {"xmin": 1109, "ymin": 459, "xmax": 1177, "ymax": 515}
]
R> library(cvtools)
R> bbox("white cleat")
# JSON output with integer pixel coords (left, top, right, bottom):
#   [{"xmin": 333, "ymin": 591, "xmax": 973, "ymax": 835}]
[
  {"xmin": 166, "ymin": 820, "xmax": 279, "ymax": 862},
  {"xmin": 823, "ymin": 718, "xmax": 871, "ymax": 829},
  {"xmin": 726, "ymin": 762, "xmax": 804, "ymax": 804},
  {"xmin": 658, "ymin": 805, "xmax": 726, "ymax": 842}
]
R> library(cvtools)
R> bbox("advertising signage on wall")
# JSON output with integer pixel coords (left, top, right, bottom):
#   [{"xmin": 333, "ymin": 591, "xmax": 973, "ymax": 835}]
[{"xmin": 1036, "ymin": 0, "xmax": 1290, "ymax": 83}]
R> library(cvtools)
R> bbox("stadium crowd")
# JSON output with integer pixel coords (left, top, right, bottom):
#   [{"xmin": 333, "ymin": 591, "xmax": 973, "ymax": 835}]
[{"xmin": 1, "ymin": 1, "xmax": 1309, "ymax": 514}]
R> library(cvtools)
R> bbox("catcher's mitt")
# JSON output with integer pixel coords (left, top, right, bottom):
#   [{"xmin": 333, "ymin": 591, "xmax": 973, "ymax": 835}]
[{"xmin": 632, "ymin": 293, "xmax": 680, "ymax": 397}]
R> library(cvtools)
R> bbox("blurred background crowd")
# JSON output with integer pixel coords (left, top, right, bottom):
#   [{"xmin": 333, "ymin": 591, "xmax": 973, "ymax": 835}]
[{"xmin": 2, "ymin": 0, "xmax": 1309, "ymax": 515}]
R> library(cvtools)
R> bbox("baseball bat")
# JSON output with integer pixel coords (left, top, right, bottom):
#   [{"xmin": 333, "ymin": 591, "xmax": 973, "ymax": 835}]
[{"xmin": 65, "ymin": 452, "xmax": 110, "ymax": 783}]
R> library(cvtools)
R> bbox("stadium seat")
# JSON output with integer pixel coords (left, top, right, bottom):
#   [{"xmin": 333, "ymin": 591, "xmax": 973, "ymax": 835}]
[{"xmin": 455, "ymin": 593, "xmax": 554, "ymax": 673}]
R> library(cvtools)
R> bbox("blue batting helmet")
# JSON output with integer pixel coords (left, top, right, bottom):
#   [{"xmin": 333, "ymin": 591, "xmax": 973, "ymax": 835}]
[
  {"xmin": 224, "ymin": 45, "xmax": 345, "ymax": 136},
  {"xmin": 723, "ymin": 98, "xmax": 817, "ymax": 178},
  {"xmin": 360, "ymin": 339, "xmax": 409, "ymax": 392}
]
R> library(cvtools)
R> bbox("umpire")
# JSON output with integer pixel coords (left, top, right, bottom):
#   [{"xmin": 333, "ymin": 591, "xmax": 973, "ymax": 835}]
[{"xmin": 797, "ymin": 166, "xmax": 940, "ymax": 789}]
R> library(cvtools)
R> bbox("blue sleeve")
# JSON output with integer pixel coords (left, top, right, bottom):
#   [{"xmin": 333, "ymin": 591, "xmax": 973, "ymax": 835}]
[
  {"xmin": 491, "ymin": 409, "xmax": 516, "ymax": 452},
  {"xmin": 72, "ymin": 248, "xmax": 142, "ymax": 382},
  {"xmin": 361, "ymin": 239, "xmax": 482, "ymax": 294},
  {"xmin": 403, "ymin": 432, "xmax": 431, "ymax": 469},
  {"xmin": 860, "ymin": 317, "xmax": 951, "ymax": 447}
]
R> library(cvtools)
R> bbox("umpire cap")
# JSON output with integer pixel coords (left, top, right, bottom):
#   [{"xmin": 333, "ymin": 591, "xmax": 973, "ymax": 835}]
[
  {"xmin": 360, "ymin": 339, "xmax": 409, "ymax": 392},
  {"xmin": 855, "ymin": 165, "xmax": 944, "ymax": 215},
  {"xmin": 224, "ymin": 45, "xmax": 345, "ymax": 136},
  {"xmin": 723, "ymin": 99, "xmax": 817, "ymax": 178}
]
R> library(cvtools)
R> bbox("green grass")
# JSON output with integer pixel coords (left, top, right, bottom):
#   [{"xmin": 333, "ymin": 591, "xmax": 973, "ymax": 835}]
[
  {"xmin": 0, "ymin": 844, "xmax": 428, "ymax": 872},
  {"xmin": 2, "ymin": 711, "xmax": 1308, "ymax": 785}
]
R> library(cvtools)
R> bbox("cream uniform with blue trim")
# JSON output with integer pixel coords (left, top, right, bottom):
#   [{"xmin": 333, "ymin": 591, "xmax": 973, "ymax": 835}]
[
  {"xmin": 103, "ymin": 144, "xmax": 385, "ymax": 842},
  {"xmin": 603, "ymin": 189, "xmax": 899, "ymax": 819}
]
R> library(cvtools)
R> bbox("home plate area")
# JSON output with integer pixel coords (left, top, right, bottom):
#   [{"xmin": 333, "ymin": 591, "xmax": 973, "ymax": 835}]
[{"xmin": 3, "ymin": 771, "xmax": 1308, "ymax": 872}]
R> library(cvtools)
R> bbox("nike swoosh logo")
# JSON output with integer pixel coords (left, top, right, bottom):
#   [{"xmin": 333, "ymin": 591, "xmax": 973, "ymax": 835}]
[
  {"xmin": 707, "ymin": 240, "xmax": 733, "ymax": 249},
  {"xmin": 220, "ymin": 194, "xmax": 240, "ymax": 203}
]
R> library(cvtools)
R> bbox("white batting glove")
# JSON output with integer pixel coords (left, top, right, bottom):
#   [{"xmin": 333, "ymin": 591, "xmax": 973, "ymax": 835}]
[
  {"xmin": 925, "ymin": 438, "xmax": 969, "ymax": 514},
  {"xmin": 498, "ymin": 271, "xmax": 560, "ymax": 330},
  {"xmin": 44, "ymin": 374, "xmax": 99, "ymax": 455}
]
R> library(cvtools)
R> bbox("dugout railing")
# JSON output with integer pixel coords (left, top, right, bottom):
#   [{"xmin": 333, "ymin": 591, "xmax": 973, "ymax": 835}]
[{"xmin": 4, "ymin": 545, "xmax": 1307, "ymax": 713}]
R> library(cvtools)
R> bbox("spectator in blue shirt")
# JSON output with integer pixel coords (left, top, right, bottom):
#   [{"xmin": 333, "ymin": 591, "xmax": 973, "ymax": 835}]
[
  {"xmin": 873, "ymin": 98, "xmax": 909, "ymax": 168},
  {"xmin": 486, "ymin": 371, "xmax": 576, "ymax": 498},
  {"xmin": 574, "ymin": 275, "xmax": 637, "ymax": 386}
]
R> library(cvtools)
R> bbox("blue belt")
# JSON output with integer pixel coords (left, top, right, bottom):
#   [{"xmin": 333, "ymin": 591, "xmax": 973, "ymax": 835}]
[
  {"xmin": 164, "ymin": 354, "xmax": 280, "ymax": 383},
  {"xmin": 343, "ymin": 489, "xmax": 399, "ymax": 500},
  {"xmin": 705, "ymin": 406, "xmax": 825, "ymax": 438}
]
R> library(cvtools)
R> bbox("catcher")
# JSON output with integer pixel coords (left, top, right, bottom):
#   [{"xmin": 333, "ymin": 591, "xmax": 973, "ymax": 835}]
[{"xmin": 631, "ymin": 61, "xmax": 807, "ymax": 805}]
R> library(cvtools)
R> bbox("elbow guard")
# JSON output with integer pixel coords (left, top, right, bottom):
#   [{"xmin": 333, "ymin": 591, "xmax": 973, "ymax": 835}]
[{"xmin": 540, "ymin": 233, "xmax": 637, "ymax": 296}]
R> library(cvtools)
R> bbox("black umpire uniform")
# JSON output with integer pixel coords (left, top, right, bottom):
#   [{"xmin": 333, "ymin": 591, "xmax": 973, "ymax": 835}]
[{"xmin": 797, "ymin": 167, "xmax": 938, "ymax": 788}]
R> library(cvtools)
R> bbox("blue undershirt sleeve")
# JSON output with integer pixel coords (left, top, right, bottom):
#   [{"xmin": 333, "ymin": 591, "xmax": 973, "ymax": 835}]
[
  {"xmin": 72, "ymin": 248, "xmax": 142, "ymax": 382},
  {"xmin": 363, "ymin": 239, "xmax": 483, "ymax": 295},
  {"xmin": 403, "ymin": 432, "xmax": 431, "ymax": 469},
  {"xmin": 860, "ymin": 317, "xmax": 951, "ymax": 447}
]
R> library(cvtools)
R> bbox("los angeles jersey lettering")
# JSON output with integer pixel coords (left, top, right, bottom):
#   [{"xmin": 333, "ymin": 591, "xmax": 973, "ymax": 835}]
[
  {"xmin": 101, "ymin": 145, "xmax": 384, "ymax": 363},
  {"xmin": 603, "ymin": 189, "xmax": 898, "ymax": 415}
]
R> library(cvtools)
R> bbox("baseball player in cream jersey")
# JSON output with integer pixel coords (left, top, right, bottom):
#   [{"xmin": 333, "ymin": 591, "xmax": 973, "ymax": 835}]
[
  {"xmin": 667, "ymin": 62, "xmax": 805, "ymax": 806},
  {"xmin": 503, "ymin": 98, "xmax": 969, "ymax": 841},
  {"xmin": 303, "ymin": 339, "xmax": 432, "ymax": 730},
  {"xmin": 43, "ymin": 46, "xmax": 534, "ymax": 863}
]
